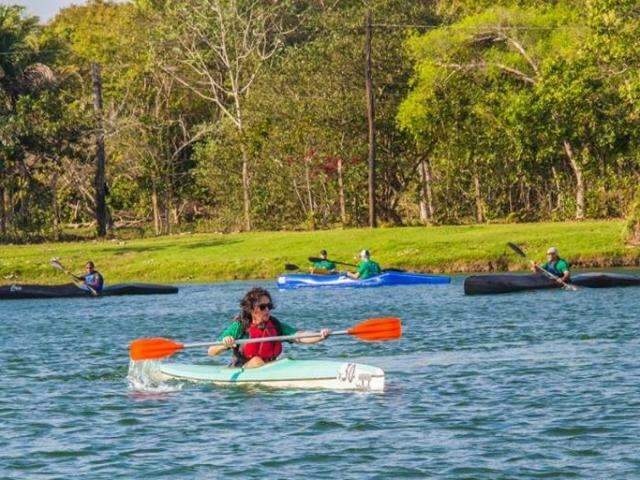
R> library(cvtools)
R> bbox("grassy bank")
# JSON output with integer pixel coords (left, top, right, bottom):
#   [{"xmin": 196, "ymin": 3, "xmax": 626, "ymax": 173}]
[{"xmin": 1, "ymin": 220, "xmax": 638, "ymax": 285}]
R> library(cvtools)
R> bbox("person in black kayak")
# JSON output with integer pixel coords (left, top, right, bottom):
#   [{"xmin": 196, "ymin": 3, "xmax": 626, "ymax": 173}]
[
  {"xmin": 80, "ymin": 261, "xmax": 104, "ymax": 293},
  {"xmin": 208, "ymin": 287, "xmax": 329, "ymax": 368},
  {"xmin": 532, "ymin": 247, "xmax": 570, "ymax": 283},
  {"xmin": 310, "ymin": 250, "xmax": 337, "ymax": 274}
]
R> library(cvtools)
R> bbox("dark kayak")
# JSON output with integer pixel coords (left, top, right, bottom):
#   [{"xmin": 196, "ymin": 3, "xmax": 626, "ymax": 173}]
[
  {"xmin": 464, "ymin": 272, "xmax": 640, "ymax": 295},
  {"xmin": 0, "ymin": 283, "xmax": 178, "ymax": 300}
]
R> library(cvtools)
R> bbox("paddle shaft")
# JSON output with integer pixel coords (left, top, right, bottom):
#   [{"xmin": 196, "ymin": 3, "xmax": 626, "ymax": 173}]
[
  {"xmin": 532, "ymin": 261, "xmax": 563, "ymax": 282},
  {"xmin": 309, "ymin": 257, "xmax": 356, "ymax": 268},
  {"xmin": 183, "ymin": 330, "xmax": 346, "ymax": 349},
  {"xmin": 330, "ymin": 260, "xmax": 357, "ymax": 268},
  {"xmin": 58, "ymin": 265, "xmax": 82, "ymax": 281},
  {"xmin": 307, "ymin": 257, "xmax": 405, "ymax": 273}
]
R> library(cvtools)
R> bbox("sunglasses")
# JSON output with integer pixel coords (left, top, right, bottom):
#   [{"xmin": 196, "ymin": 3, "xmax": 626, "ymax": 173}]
[{"xmin": 257, "ymin": 302, "xmax": 274, "ymax": 311}]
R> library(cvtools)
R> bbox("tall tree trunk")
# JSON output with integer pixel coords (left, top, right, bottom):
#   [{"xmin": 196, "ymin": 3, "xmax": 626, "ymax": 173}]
[
  {"xmin": 164, "ymin": 190, "xmax": 172, "ymax": 235},
  {"xmin": 18, "ymin": 174, "xmax": 29, "ymax": 225},
  {"xmin": 234, "ymin": 95, "xmax": 252, "ymax": 232},
  {"xmin": 151, "ymin": 183, "xmax": 161, "ymax": 235},
  {"xmin": 0, "ymin": 184, "xmax": 5, "ymax": 237},
  {"xmin": 508, "ymin": 186, "xmax": 514, "ymax": 213},
  {"xmin": 171, "ymin": 206, "xmax": 179, "ymax": 227},
  {"xmin": 337, "ymin": 157, "xmax": 347, "ymax": 226},
  {"xmin": 51, "ymin": 171, "xmax": 60, "ymax": 241},
  {"xmin": 419, "ymin": 158, "xmax": 434, "ymax": 224},
  {"xmin": 304, "ymin": 156, "xmax": 315, "ymax": 229},
  {"xmin": 364, "ymin": 10, "xmax": 377, "ymax": 228},
  {"xmin": 473, "ymin": 171, "xmax": 485, "ymax": 223},
  {"xmin": 72, "ymin": 201, "xmax": 80, "ymax": 223},
  {"xmin": 4, "ymin": 187, "xmax": 12, "ymax": 235},
  {"xmin": 563, "ymin": 140, "xmax": 585, "ymax": 220},
  {"xmin": 240, "ymin": 143, "xmax": 252, "ymax": 231},
  {"xmin": 292, "ymin": 178, "xmax": 308, "ymax": 216},
  {"xmin": 551, "ymin": 166, "xmax": 562, "ymax": 211},
  {"xmin": 92, "ymin": 63, "xmax": 108, "ymax": 237}
]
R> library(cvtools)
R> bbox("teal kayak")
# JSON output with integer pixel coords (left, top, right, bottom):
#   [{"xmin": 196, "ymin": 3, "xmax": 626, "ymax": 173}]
[{"xmin": 157, "ymin": 358, "xmax": 384, "ymax": 392}]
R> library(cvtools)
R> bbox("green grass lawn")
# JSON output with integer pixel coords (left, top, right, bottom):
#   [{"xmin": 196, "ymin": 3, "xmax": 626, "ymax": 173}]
[{"xmin": 1, "ymin": 220, "xmax": 638, "ymax": 284}]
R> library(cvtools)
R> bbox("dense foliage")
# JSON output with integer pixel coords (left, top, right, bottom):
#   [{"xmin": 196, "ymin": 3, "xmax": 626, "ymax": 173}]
[{"xmin": 1, "ymin": 0, "xmax": 639, "ymax": 241}]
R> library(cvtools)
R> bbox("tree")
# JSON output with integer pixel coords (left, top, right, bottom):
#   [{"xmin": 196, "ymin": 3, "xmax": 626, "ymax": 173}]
[
  {"xmin": 155, "ymin": 0, "xmax": 292, "ymax": 231},
  {"xmin": 0, "ymin": 5, "xmax": 68, "ymax": 239},
  {"xmin": 398, "ymin": 3, "xmax": 614, "ymax": 221}
]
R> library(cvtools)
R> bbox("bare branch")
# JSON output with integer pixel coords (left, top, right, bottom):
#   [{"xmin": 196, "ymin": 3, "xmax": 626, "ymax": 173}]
[{"xmin": 436, "ymin": 61, "xmax": 536, "ymax": 85}]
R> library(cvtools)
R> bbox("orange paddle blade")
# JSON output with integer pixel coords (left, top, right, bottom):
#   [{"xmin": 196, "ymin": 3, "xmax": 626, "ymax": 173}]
[
  {"xmin": 129, "ymin": 337, "xmax": 185, "ymax": 361},
  {"xmin": 347, "ymin": 317, "xmax": 402, "ymax": 342}
]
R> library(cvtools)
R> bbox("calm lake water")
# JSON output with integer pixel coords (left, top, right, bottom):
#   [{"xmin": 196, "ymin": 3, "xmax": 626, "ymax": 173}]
[{"xmin": 1, "ymin": 275, "xmax": 639, "ymax": 479}]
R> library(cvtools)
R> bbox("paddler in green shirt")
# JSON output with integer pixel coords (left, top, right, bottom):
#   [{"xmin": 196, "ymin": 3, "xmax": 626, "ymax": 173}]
[
  {"xmin": 532, "ymin": 246, "xmax": 571, "ymax": 283},
  {"xmin": 347, "ymin": 249, "xmax": 382, "ymax": 280},
  {"xmin": 310, "ymin": 249, "xmax": 337, "ymax": 274},
  {"xmin": 208, "ymin": 287, "xmax": 328, "ymax": 368}
]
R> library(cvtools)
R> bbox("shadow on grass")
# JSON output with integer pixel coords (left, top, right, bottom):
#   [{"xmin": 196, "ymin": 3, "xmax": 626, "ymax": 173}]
[
  {"xmin": 178, "ymin": 239, "xmax": 242, "ymax": 250},
  {"xmin": 98, "ymin": 238, "xmax": 242, "ymax": 255},
  {"xmin": 99, "ymin": 245, "xmax": 170, "ymax": 255}
]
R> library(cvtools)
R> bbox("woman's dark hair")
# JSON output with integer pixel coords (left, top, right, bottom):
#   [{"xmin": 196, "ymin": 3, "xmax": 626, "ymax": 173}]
[
  {"xmin": 86, "ymin": 261, "xmax": 95, "ymax": 268},
  {"xmin": 237, "ymin": 287, "xmax": 274, "ymax": 330}
]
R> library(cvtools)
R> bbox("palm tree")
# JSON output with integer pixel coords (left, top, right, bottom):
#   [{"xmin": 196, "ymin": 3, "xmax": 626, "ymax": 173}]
[
  {"xmin": 0, "ymin": 5, "xmax": 56, "ymax": 236},
  {"xmin": 0, "ymin": 6, "xmax": 55, "ymax": 108}
]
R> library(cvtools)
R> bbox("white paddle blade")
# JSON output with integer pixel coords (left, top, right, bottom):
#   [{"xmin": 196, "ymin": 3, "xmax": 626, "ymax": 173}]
[{"xmin": 50, "ymin": 258, "xmax": 64, "ymax": 271}]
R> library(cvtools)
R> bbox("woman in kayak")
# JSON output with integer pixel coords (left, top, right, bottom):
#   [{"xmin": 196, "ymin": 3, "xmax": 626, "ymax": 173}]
[
  {"xmin": 80, "ymin": 261, "xmax": 104, "ymax": 293},
  {"xmin": 208, "ymin": 287, "xmax": 329, "ymax": 368},
  {"xmin": 310, "ymin": 249, "xmax": 337, "ymax": 273},
  {"xmin": 532, "ymin": 247, "xmax": 571, "ymax": 283},
  {"xmin": 347, "ymin": 250, "xmax": 381, "ymax": 280}
]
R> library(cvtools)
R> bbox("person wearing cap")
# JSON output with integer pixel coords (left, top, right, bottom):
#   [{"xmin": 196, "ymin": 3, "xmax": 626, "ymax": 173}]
[
  {"xmin": 347, "ymin": 250, "xmax": 382, "ymax": 280},
  {"xmin": 533, "ymin": 247, "xmax": 571, "ymax": 282},
  {"xmin": 310, "ymin": 250, "xmax": 337, "ymax": 274}
]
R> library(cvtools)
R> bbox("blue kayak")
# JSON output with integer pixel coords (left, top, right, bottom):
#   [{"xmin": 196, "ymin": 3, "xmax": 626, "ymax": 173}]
[{"xmin": 277, "ymin": 272, "xmax": 451, "ymax": 289}]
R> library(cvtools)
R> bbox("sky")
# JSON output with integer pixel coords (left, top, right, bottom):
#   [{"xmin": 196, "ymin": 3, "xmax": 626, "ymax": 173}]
[{"xmin": 0, "ymin": 0, "xmax": 89, "ymax": 22}]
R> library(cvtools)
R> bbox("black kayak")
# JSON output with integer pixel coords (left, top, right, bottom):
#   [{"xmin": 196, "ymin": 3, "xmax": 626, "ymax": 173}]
[
  {"xmin": 0, "ymin": 283, "xmax": 178, "ymax": 300},
  {"xmin": 464, "ymin": 272, "xmax": 640, "ymax": 295}
]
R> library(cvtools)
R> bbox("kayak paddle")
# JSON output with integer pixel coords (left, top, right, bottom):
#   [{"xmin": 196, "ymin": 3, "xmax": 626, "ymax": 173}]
[
  {"xmin": 284, "ymin": 263, "xmax": 300, "ymax": 271},
  {"xmin": 308, "ymin": 257, "xmax": 405, "ymax": 273},
  {"xmin": 308, "ymin": 256, "xmax": 357, "ymax": 268},
  {"xmin": 50, "ymin": 258, "xmax": 98, "ymax": 296},
  {"xmin": 506, "ymin": 243, "xmax": 577, "ymax": 291},
  {"xmin": 129, "ymin": 317, "xmax": 402, "ymax": 361}
]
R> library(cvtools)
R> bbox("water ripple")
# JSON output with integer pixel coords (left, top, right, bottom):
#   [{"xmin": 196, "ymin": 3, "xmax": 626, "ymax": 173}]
[{"xmin": 1, "ymin": 277, "xmax": 640, "ymax": 478}]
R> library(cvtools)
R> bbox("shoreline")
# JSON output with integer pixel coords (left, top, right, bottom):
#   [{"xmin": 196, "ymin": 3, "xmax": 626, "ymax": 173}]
[{"xmin": 1, "ymin": 220, "xmax": 638, "ymax": 285}]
